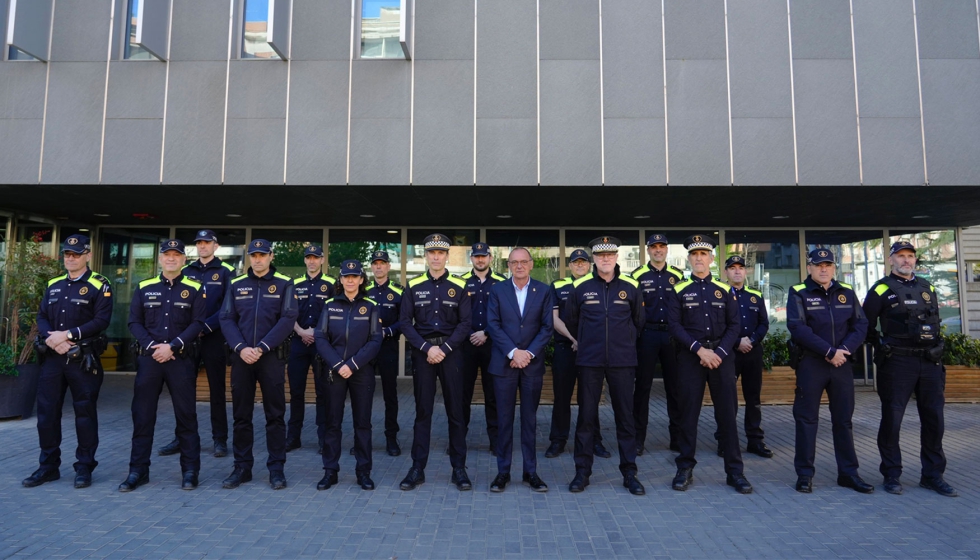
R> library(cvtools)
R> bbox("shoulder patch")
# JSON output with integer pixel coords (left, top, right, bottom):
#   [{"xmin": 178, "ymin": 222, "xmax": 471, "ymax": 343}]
[
  {"xmin": 630, "ymin": 263, "xmax": 649, "ymax": 277},
  {"xmin": 324, "ymin": 298, "xmax": 335, "ymax": 305},
  {"xmin": 874, "ymin": 283, "xmax": 889, "ymax": 296},
  {"xmin": 711, "ymin": 279, "xmax": 729, "ymax": 291},
  {"xmin": 389, "ymin": 284, "xmax": 404, "ymax": 295},
  {"xmin": 461, "ymin": 271, "xmax": 473, "ymax": 280},
  {"xmin": 620, "ymin": 275, "xmax": 639, "ymax": 288},
  {"xmin": 553, "ymin": 278, "xmax": 572, "ymax": 288},
  {"xmin": 222, "ymin": 262, "xmax": 235, "ymax": 271},
  {"xmin": 86, "ymin": 276, "xmax": 105, "ymax": 290},
  {"xmin": 668, "ymin": 267, "xmax": 684, "ymax": 280},
  {"xmin": 791, "ymin": 283, "xmax": 807, "ymax": 292},
  {"xmin": 674, "ymin": 279, "xmax": 693, "ymax": 292},
  {"xmin": 491, "ymin": 272, "xmax": 507, "ymax": 282},
  {"xmin": 181, "ymin": 277, "xmax": 202, "ymax": 290},
  {"xmin": 47, "ymin": 274, "xmax": 68, "ymax": 287},
  {"xmin": 138, "ymin": 278, "xmax": 158, "ymax": 289},
  {"xmin": 408, "ymin": 275, "xmax": 427, "ymax": 288},
  {"xmin": 231, "ymin": 274, "xmax": 248, "ymax": 284},
  {"xmin": 573, "ymin": 273, "xmax": 594, "ymax": 288},
  {"xmin": 292, "ymin": 277, "xmax": 302, "ymax": 285},
  {"xmin": 274, "ymin": 272, "xmax": 291, "ymax": 281},
  {"xmin": 745, "ymin": 288, "xmax": 763, "ymax": 298},
  {"xmin": 364, "ymin": 297, "xmax": 377, "ymax": 305},
  {"xmin": 839, "ymin": 282, "xmax": 853, "ymax": 290},
  {"xmin": 320, "ymin": 274, "xmax": 337, "ymax": 284},
  {"xmin": 447, "ymin": 275, "xmax": 466, "ymax": 289}
]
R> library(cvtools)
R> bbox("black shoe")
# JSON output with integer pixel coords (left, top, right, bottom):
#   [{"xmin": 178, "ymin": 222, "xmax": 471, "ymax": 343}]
[
  {"xmin": 545, "ymin": 441, "xmax": 565, "ymax": 459},
  {"xmin": 386, "ymin": 438, "xmax": 401, "ymax": 457},
  {"xmin": 317, "ymin": 471, "xmax": 339, "ymax": 490},
  {"xmin": 451, "ymin": 467, "xmax": 472, "ymax": 491},
  {"xmin": 222, "ymin": 467, "xmax": 252, "ymax": 489},
  {"xmin": 285, "ymin": 439, "xmax": 301, "ymax": 453},
  {"xmin": 118, "ymin": 471, "xmax": 149, "ymax": 493},
  {"xmin": 623, "ymin": 472, "xmax": 645, "ymax": 496},
  {"xmin": 883, "ymin": 477, "xmax": 903, "ymax": 495},
  {"xmin": 158, "ymin": 438, "xmax": 180, "ymax": 456},
  {"xmin": 716, "ymin": 443, "xmax": 724, "ymax": 457},
  {"xmin": 796, "ymin": 476, "xmax": 813, "ymax": 493},
  {"xmin": 568, "ymin": 472, "xmax": 590, "ymax": 493},
  {"xmin": 523, "ymin": 472, "xmax": 548, "ymax": 492},
  {"xmin": 837, "ymin": 474, "xmax": 874, "ymax": 494},
  {"xmin": 489, "ymin": 473, "xmax": 510, "ymax": 493},
  {"xmin": 74, "ymin": 471, "xmax": 92, "ymax": 489},
  {"xmin": 399, "ymin": 467, "xmax": 425, "ymax": 491},
  {"xmin": 636, "ymin": 444, "xmax": 645, "ymax": 457},
  {"xmin": 669, "ymin": 442, "xmax": 680, "ymax": 452},
  {"xmin": 593, "ymin": 442, "xmax": 612, "ymax": 459},
  {"xmin": 920, "ymin": 476, "xmax": 958, "ymax": 497},
  {"xmin": 182, "ymin": 471, "xmax": 198, "ymax": 490},
  {"xmin": 213, "ymin": 441, "xmax": 228, "ymax": 458},
  {"xmin": 747, "ymin": 443, "xmax": 774, "ymax": 458},
  {"xmin": 269, "ymin": 470, "xmax": 287, "ymax": 490},
  {"xmin": 22, "ymin": 468, "xmax": 60, "ymax": 488},
  {"xmin": 356, "ymin": 472, "xmax": 375, "ymax": 491},
  {"xmin": 726, "ymin": 474, "xmax": 753, "ymax": 494},
  {"xmin": 672, "ymin": 468, "xmax": 693, "ymax": 491}
]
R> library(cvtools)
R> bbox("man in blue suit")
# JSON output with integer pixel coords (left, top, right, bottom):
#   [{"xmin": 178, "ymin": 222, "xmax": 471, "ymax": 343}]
[{"xmin": 485, "ymin": 247, "xmax": 555, "ymax": 492}]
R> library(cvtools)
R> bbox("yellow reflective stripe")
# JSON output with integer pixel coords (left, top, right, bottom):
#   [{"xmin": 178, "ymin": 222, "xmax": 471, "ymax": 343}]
[
  {"xmin": 620, "ymin": 275, "xmax": 639, "ymax": 288},
  {"xmin": 448, "ymin": 275, "xmax": 466, "ymax": 288},
  {"xmin": 745, "ymin": 288, "xmax": 763, "ymax": 297},
  {"xmin": 86, "ymin": 276, "xmax": 104, "ymax": 290},
  {"xmin": 674, "ymin": 279, "xmax": 693, "ymax": 292},
  {"xmin": 573, "ymin": 273, "xmax": 594, "ymax": 288},
  {"xmin": 231, "ymin": 274, "xmax": 248, "ymax": 284},
  {"xmin": 138, "ymin": 278, "xmax": 157, "ymax": 289},
  {"xmin": 408, "ymin": 275, "xmax": 426, "ymax": 287},
  {"xmin": 181, "ymin": 277, "xmax": 202, "ymax": 290},
  {"xmin": 48, "ymin": 274, "xmax": 67, "ymax": 287},
  {"xmin": 874, "ymin": 284, "xmax": 889, "ymax": 296}
]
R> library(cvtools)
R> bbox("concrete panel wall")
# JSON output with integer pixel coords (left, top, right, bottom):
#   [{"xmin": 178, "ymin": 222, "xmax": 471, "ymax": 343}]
[
  {"xmin": 50, "ymin": 0, "xmax": 113, "ymax": 62},
  {"xmin": 349, "ymin": 61, "xmax": 411, "ymax": 185},
  {"xmin": 286, "ymin": 61, "xmax": 350, "ymax": 185},
  {"xmin": 163, "ymin": 61, "xmax": 227, "ymax": 184},
  {"xmin": 291, "ymin": 0, "xmax": 351, "ymax": 61},
  {"xmin": 41, "ymin": 62, "xmax": 105, "ymax": 184},
  {"xmin": 102, "ymin": 61, "xmax": 167, "ymax": 184},
  {"xmin": 224, "ymin": 61, "xmax": 287, "ymax": 184},
  {"xmin": 0, "ymin": 64, "xmax": 46, "ymax": 184}
]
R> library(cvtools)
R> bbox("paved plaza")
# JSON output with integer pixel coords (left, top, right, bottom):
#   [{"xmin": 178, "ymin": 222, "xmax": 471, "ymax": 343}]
[{"xmin": 1, "ymin": 374, "xmax": 978, "ymax": 559}]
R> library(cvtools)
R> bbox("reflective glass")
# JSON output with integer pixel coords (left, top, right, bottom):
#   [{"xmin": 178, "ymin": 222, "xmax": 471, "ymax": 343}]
[
  {"xmin": 7, "ymin": 46, "xmax": 35, "ymax": 60},
  {"xmin": 486, "ymin": 230, "xmax": 561, "ymax": 285},
  {"xmin": 124, "ymin": 0, "xmax": 153, "ymax": 60},
  {"xmin": 724, "ymin": 230, "xmax": 801, "ymax": 333},
  {"xmin": 242, "ymin": 0, "xmax": 281, "ymax": 59},
  {"xmin": 805, "ymin": 230, "xmax": 886, "ymax": 303},
  {"xmin": 361, "ymin": 0, "xmax": 402, "ymax": 59},
  {"xmin": 565, "ymin": 229, "xmax": 641, "ymax": 276},
  {"xmin": 407, "ymin": 229, "xmax": 478, "ymax": 278},
  {"xmin": 641, "ymin": 230, "xmax": 721, "ymax": 278},
  {"xmin": 890, "ymin": 229, "xmax": 960, "ymax": 334},
  {"xmin": 174, "ymin": 228, "xmax": 247, "ymax": 275},
  {"xmin": 327, "ymin": 229, "xmax": 402, "ymax": 281},
  {"xmin": 252, "ymin": 228, "xmax": 323, "ymax": 278}
]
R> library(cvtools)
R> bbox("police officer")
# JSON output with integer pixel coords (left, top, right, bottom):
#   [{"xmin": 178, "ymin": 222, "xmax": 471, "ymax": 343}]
[
  {"xmin": 667, "ymin": 235, "xmax": 753, "ymax": 494},
  {"xmin": 565, "ymin": 236, "xmax": 646, "ymax": 495},
  {"xmin": 631, "ymin": 233, "xmax": 684, "ymax": 455},
  {"xmin": 365, "ymin": 250, "xmax": 404, "ymax": 456},
  {"xmin": 546, "ymin": 249, "xmax": 608, "ymax": 459},
  {"xmin": 23, "ymin": 234, "xmax": 113, "ymax": 489},
  {"xmin": 787, "ymin": 248, "xmax": 872, "ymax": 494},
  {"xmin": 461, "ymin": 242, "xmax": 506, "ymax": 455},
  {"xmin": 286, "ymin": 245, "xmax": 336, "ymax": 453},
  {"xmin": 218, "ymin": 239, "xmax": 298, "ymax": 490},
  {"xmin": 713, "ymin": 255, "xmax": 773, "ymax": 458},
  {"xmin": 398, "ymin": 233, "xmax": 473, "ymax": 491},
  {"xmin": 863, "ymin": 240, "xmax": 957, "ymax": 497},
  {"xmin": 315, "ymin": 260, "xmax": 383, "ymax": 491},
  {"xmin": 120, "ymin": 239, "xmax": 206, "ymax": 492},
  {"xmin": 159, "ymin": 229, "xmax": 236, "ymax": 459}
]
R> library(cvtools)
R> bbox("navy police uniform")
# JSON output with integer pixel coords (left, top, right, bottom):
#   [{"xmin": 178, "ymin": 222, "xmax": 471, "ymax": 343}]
[
  {"xmin": 547, "ymin": 249, "xmax": 602, "ymax": 453},
  {"xmin": 461, "ymin": 242, "xmax": 506, "ymax": 452},
  {"xmin": 286, "ymin": 244, "xmax": 336, "ymax": 450},
  {"xmin": 564, "ymin": 237, "xmax": 646, "ymax": 494},
  {"xmin": 27, "ymin": 234, "xmax": 113, "ymax": 488},
  {"xmin": 666, "ymin": 235, "xmax": 751, "ymax": 493},
  {"xmin": 175, "ymin": 229, "xmax": 236, "ymax": 454},
  {"xmin": 713, "ymin": 255, "xmax": 771, "ymax": 456},
  {"xmin": 398, "ymin": 234, "xmax": 473, "ymax": 490},
  {"xmin": 315, "ymin": 260, "xmax": 383, "ymax": 490},
  {"xmin": 124, "ymin": 240, "xmax": 206, "ymax": 489},
  {"xmin": 631, "ymin": 233, "xmax": 684, "ymax": 452},
  {"xmin": 365, "ymin": 249, "xmax": 404, "ymax": 450},
  {"xmin": 219, "ymin": 239, "xmax": 298, "ymax": 486},
  {"xmin": 787, "ymin": 249, "xmax": 870, "ymax": 493},
  {"xmin": 863, "ymin": 241, "xmax": 956, "ymax": 496}
]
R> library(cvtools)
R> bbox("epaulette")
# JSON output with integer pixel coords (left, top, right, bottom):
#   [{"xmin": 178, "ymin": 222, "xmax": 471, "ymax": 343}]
[
  {"xmin": 274, "ymin": 272, "xmax": 292, "ymax": 281},
  {"xmin": 364, "ymin": 297, "xmax": 378, "ymax": 305},
  {"xmin": 461, "ymin": 271, "xmax": 473, "ymax": 280},
  {"xmin": 711, "ymin": 279, "xmax": 730, "ymax": 292},
  {"xmin": 630, "ymin": 263, "xmax": 649, "ymax": 277},
  {"xmin": 138, "ymin": 277, "xmax": 158, "ymax": 289},
  {"xmin": 222, "ymin": 262, "xmax": 235, "ymax": 272},
  {"xmin": 674, "ymin": 278, "xmax": 693, "ymax": 292},
  {"xmin": 744, "ymin": 288, "xmax": 763, "ymax": 298},
  {"xmin": 573, "ymin": 273, "xmax": 594, "ymax": 288},
  {"xmin": 408, "ymin": 275, "xmax": 427, "ymax": 288},
  {"xmin": 874, "ymin": 283, "xmax": 889, "ymax": 296},
  {"xmin": 319, "ymin": 273, "xmax": 337, "ymax": 284},
  {"xmin": 839, "ymin": 282, "xmax": 853, "ymax": 290},
  {"xmin": 620, "ymin": 275, "xmax": 639, "ymax": 288},
  {"xmin": 668, "ymin": 265, "xmax": 684, "ymax": 278},
  {"xmin": 388, "ymin": 283, "xmax": 404, "ymax": 295},
  {"xmin": 491, "ymin": 272, "xmax": 507, "ymax": 282},
  {"xmin": 791, "ymin": 283, "xmax": 806, "ymax": 292},
  {"xmin": 47, "ymin": 274, "xmax": 68, "ymax": 287},
  {"xmin": 448, "ymin": 275, "xmax": 466, "ymax": 288},
  {"xmin": 181, "ymin": 277, "xmax": 202, "ymax": 290},
  {"xmin": 324, "ymin": 298, "xmax": 335, "ymax": 304},
  {"xmin": 553, "ymin": 277, "xmax": 573, "ymax": 288},
  {"xmin": 86, "ymin": 275, "xmax": 105, "ymax": 290},
  {"xmin": 231, "ymin": 274, "xmax": 248, "ymax": 284}
]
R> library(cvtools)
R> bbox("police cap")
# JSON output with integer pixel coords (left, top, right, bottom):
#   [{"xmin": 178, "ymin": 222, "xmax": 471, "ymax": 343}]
[
  {"xmin": 471, "ymin": 242, "xmax": 490, "ymax": 257},
  {"xmin": 247, "ymin": 239, "xmax": 273, "ymax": 255},
  {"xmin": 62, "ymin": 234, "xmax": 91, "ymax": 254},
  {"xmin": 725, "ymin": 255, "xmax": 746, "ymax": 268},
  {"xmin": 807, "ymin": 248, "xmax": 835, "ymax": 264},
  {"xmin": 890, "ymin": 240, "xmax": 916, "ymax": 256},
  {"xmin": 683, "ymin": 234, "xmax": 716, "ymax": 253},
  {"xmin": 588, "ymin": 236, "xmax": 621, "ymax": 254},
  {"xmin": 568, "ymin": 248, "xmax": 591, "ymax": 263},
  {"xmin": 340, "ymin": 260, "xmax": 364, "ymax": 276},
  {"xmin": 371, "ymin": 250, "xmax": 390, "ymax": 263},
  {"xmin": 303, "ymin": 245, "xmax": 324, "ymax": 257},
  {"xmin": 423, "ymin": 233, "xmax": 451, "ymax": 251},
  {"xmin": 160, "ymin": 239, "xmax": 186, "ymax": 254},
  {"xmin": 646, "ymin": 233, "xmax": 669, "ymax": 246},
  {"xmin": 194, "ymin": 229, "xmax": 218, "ymax": 243}
]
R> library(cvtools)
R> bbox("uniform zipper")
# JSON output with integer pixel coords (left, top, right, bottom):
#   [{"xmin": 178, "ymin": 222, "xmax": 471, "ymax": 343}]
[
  {"xmin": 253, "ymin": 277, "xmax": 262, "ymax": 346},
  {"xmin": 343, "ymin": 298, "xmax": 353, "ymax": 361},
  {"xmin": 603, "ymin": 281, "xmax": 610, "ymax": 365}
]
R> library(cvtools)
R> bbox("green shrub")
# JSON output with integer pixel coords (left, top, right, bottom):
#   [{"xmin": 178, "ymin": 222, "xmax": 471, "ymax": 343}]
[
  {"xmin": 762, "ymin": 330, "xmax": 791, "ymax": 370},
  {"xmin": 940, "ymin": 329, "xmax": 980, "ymax": 367}
]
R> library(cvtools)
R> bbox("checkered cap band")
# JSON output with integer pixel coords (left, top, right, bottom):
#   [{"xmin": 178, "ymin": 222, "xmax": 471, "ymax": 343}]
[{"xmin": 591, "ymin": 243, "xmax": 618, "ymax": 253}]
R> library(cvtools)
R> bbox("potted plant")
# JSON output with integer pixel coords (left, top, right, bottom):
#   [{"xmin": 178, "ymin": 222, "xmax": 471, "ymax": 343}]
[
  {"xmin": 940, "ymin": 328, "xmax": 980, "ymax": 403},
  {"xmin": 0, "ymin": 231, "xmax": 65, "ymax": 419}
]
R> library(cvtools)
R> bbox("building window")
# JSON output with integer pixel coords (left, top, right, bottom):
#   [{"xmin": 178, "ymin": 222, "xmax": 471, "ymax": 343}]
[
  {"xmin": 4, "ymin": 0, "xmax": 53, "ymax": 61},
  {"xmin": 725, "ymin": 230, "xmax": 802, "ymax": 333},
  {"xmin": 124, "ymin": 0, "xmax": 153, "ymax": 59},
  {"xmin": 890, "ymin": 230, "xmax": 961, "ymax": 334},
  {"xmin": 360, "ymin": 0, "xmax": 412, "ymax": 59},
  {"xmin": 968, "ymin": 261, "xmax": 980, "ymax": 283},
  {"xmin": 242, "ymin": 0, "xmax": 281, "ymax": 59}
]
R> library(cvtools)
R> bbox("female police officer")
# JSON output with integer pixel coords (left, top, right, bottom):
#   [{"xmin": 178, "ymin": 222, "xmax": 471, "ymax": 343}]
[{"xmin": 315, "ymin": 260, "xmax": 383, "ymax": 491}]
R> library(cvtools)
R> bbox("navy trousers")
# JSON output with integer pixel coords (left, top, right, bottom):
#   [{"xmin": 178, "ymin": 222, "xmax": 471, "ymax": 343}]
[
  {"xmin": 877, "ymin": 354, "xmax": 946, "ymax": 479},
  {"xmin": 548, "ymin": 341, "xmax": 601, "ymax": 445},
  {"xmin": 674, "ymin": 351, "xmax": 744, "ymax": 476},
  {"xmin": 130, "ymin": 355, "xmax": 200, "ymax": 474},
  {"xmin": 36, "ymin": 357, "xmax": 104, "ymax": 473},
  {"xmin": 230, "ymin": 353, "xmax": 287, "ymax": 473},
  {"xmin": 377, "ymin": 337, "xmax": 400, "ymax": 439},
  {"xmin": 286, "ymin": 336, "xmax": 322, "ymax": 444},
  {"xmin": 793, "ymin": 356, "xmax": 859, "ymax": 478},
  {"xmin": 714, "ymin": 344, "xmax": 765, "ymax": 446},
  {"xmin": 462, "ymin": 339, "xmax": 498, "ymax": 449},
  {"xmin": 635, "ymin": 328, "xmax": 678, "ymax": 447},
  {"xmin": 492, "ymin": 370, "xmax": 543, "ymax": 475},
  {"xmin": 410, "ymin": 348, "xmax": 468, "ymax": 470},
  {"xmin": 198, "ymin": 332, "xmax": 229, "ymax": 443},
  {"xmin": 320, "ymin": 366, "xmax": 376, "ymax": 474},
  {"xmin": 573, "ymin": 366, "xmax": 637, "ymax": 476}
]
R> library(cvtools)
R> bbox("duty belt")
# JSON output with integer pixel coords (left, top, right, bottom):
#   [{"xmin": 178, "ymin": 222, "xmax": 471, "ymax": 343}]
[
  {"xmin": 889, "ymin": 346, "xmax": 930, "ymax": 357},
  {"xmin": 700, "ymin": 339, "xmax": 721, "ymax": 350},
  {"xmin": 425, "ymin": 336, "xmax": 448, "ymax": 345},
  {"xmin": 645, "ymin": 323, "xmax": 669, "ymax": 332}
]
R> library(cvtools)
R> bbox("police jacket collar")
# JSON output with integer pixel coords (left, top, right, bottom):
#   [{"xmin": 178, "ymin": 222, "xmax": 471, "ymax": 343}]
[
  {"xmin": 591, "ymin": 263, "xmax": 623, "ymax": 283},
  {"xmin": 690, "ymin": 272, "xmax": 713, "ymax": 283},
  {"xmin": 66, "ymin": 267, "xmax": 94, "ymax": 282},
  {"xmin": 155, "ymin": 272, "xmax": 185, "ymax": 286},
  {"xmin": 248, "ymin": 265, "xmax": 278, "ymax": 281},
  {"xmin": 889, "ymin": 272, "xmax": 916, "ymax": 285},
  {"xmin": 803, "ymin": 275, "xmax": 842, "ymax": 293},
  {"xmin": 338, "ymin": 291, "xmax": 368, "ymax": 304},
  {"xmin": 193, "ymin": 256, "xmax": 222, "ymax": 270},
  {"xmin": 426, "ymin": 269, "xmax": 449, "ymax": 282},
  {"xmin": 304, "ymin": 270, "xmax": 324, "ymax": 282}
]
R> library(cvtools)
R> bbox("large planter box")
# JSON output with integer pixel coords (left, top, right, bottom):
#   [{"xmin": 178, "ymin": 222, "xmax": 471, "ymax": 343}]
[
  {"xmin": 0, "ymin": 363, "xmax": 41, "ymax": 419},
  {"xmin": 701, "ymin": 365, "xmax": 827, "ymax": 406},
  {"xmin": 944, "ymin": 366, "xmax": 980, "ymax": 403}
]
